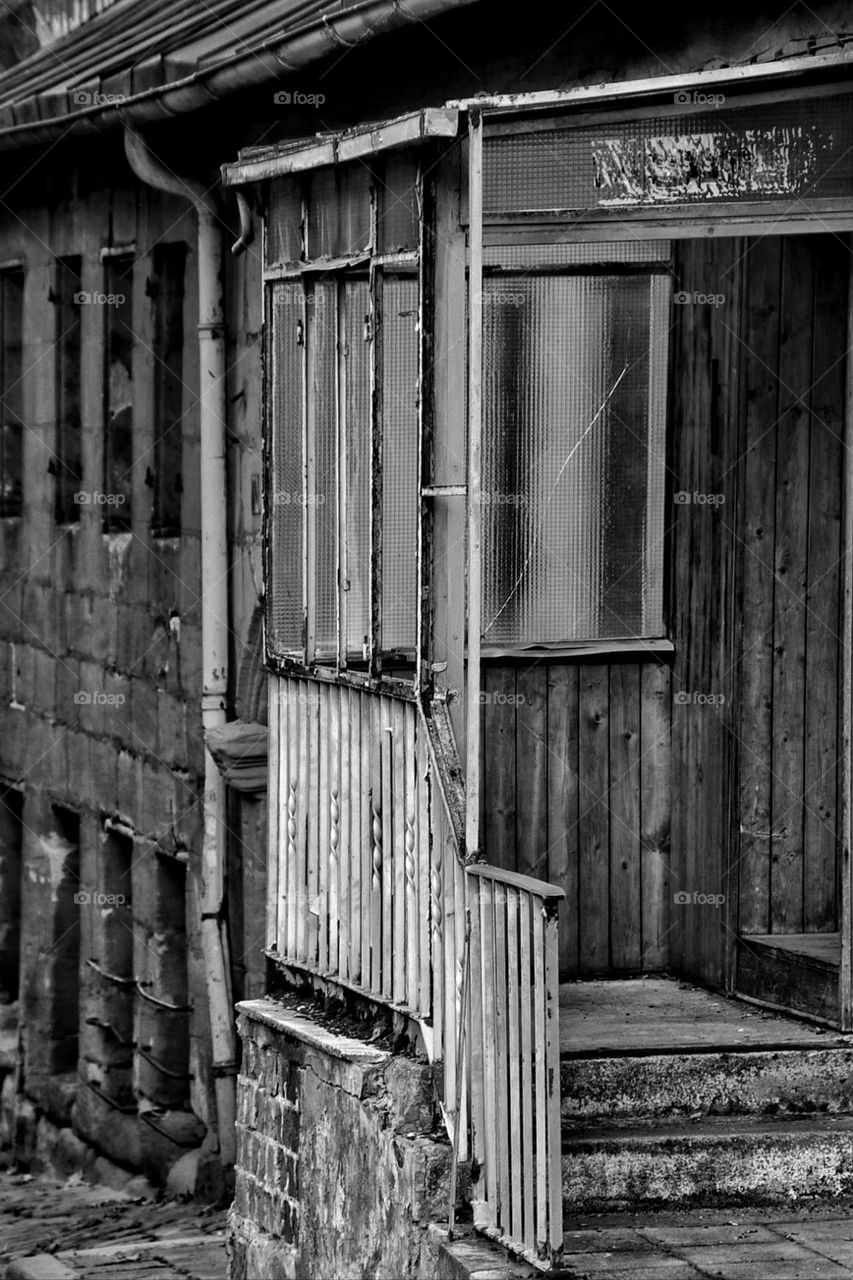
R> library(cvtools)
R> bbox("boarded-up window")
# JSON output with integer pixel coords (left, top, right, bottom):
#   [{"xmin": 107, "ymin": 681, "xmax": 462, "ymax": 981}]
[
  {"xmin": 102, "ymin": 253, "xmax": 133, "ymax": 531},
  {"xmin": 54, "ymin": 256, "xmax": 82, "ymax": 523},
  {"xmin": 151, "ymin": 243, "xmax": 186, "ymax": 538},
  {"xmin": 0, "ymin": 267, "xmax": 24, "ymax": 518}
]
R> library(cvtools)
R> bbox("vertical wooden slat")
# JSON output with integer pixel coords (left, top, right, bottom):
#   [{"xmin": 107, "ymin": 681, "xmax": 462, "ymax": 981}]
[
  {"xmin": 519, "ymin": 891, "xmax": 534, "ymax": 1245},
  {"xmin": 454, "ymin": 855, "xmax": 468, "ymax": 1159},
  {"xmin": 480, "ymin": 879, "xmax": 498, "ymax": 1227},
  {"xmin": 381, "ymin": 698, "xmax": 394, "ymax": 999},
  {"xmin": 547, "ymin": 665, "xmax": 579, "ymax": 977},
  {"xmin": 359, "ymin": 691, "xmax": 371, "ymax": 986},
  {"xmin": 295, "ymin": 681, "xmax": 310, "ymax": 963},
  {"xmin": 770, "ymin": 236, "xmax": 813, "ymax": 934},
  {"xmin": 333, "ymin": 691, "xmax": 343, "ymax": 977},
  {"xmin": 370, "ymin": 692, "xmax": 383, "ymax": 994},
  {"xmin": 285, "ymin": 680, "xmax": 298, "ymax": 960},
  {"xmin": 405, "ymin": 707, "xmax": 419, "ymax": 1009},
  {"xmin": 267, "ymin": 678, "xmax": 280, "ymax": 954},
  {"xmin": 609, "ymin": 664, "xmax": 642, "ymax": 969},
  {"xmin": 484, "ymin": 665, "xmax": 518, "ymax": 871},
  {"xmin": 805, "ymin": 238, "xmax": 847, "ymax": 934},
  {"xmin": 318, "ymin": 685, "xmax": 330, "ymax": 972},
  {"xmin": 578, "ymin": 665, "xmax": 610, "ymax": 972},
  {"xmin": 738, "ymin": 236, "xmax": 782, "ymax": 936},
  {"xmin": 532, "ymin": 900, "xmax": 547, "ymax": 1248},
  {"xmin": 544, "ymin": 904, "xmax": 563, "ymax": 1255},
  {"xmin": 641, "ymin": 662, "xmax": 671, "ymax": 969},
  {"xmin": 516, "ymin": 667, "xmax": 548, "ymax": 879},
  {"xmin": 841, "ymin": 247, "xmax": 853, "ymax": 1030},
  {"xmin": 506, "ymin": 888, "xmax": 522, "ymax": 1243},
  {"xmin": 328, "ymin": 686, "xmax": 341, "ymax": 976},
  {"xmin": 468, "ymin": 871, "xmax": 486, "ymax": 1210},
  {"xmin": 431, "ymin": 789, "xmax": 445, "ymax": 1066},
  {"xmin": 417, "ymin": 731, "xmax": 431, "ymax": 1017},
  {"xmin": 494, "ymin": 885, "xmax": 510, "ymax": 1229},
  {"xmin": 443, "ymin": 808, "xmax": 457, "ymax": 1126},
  {"xmin": 393, "ymin": 700, "xmax": 407, "ymax": 1004}
]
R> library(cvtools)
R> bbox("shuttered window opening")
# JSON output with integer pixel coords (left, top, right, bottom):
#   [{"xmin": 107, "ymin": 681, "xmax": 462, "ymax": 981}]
[
  {"xmin": 0, "ymin": 265, "xmax": 23, "ymax": 519},
  {"xmin": 150, "ymin": 243, "xmax": 187, "ymax": 540},
  {"xmin": 264, "ymin": 158, "xmax": 420, "ymax": 672},
  {"xmin": 54, "ymin": 256, "xmax": 83, "ymax": 524},
  {"xmin": 102, "ymin": 252, "xmax": 134, "ymax": 532}
]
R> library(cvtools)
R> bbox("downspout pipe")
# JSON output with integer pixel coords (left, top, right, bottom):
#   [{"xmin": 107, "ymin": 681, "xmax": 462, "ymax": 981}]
[{"xmin": 124, "ymin": 126, "xmax": 237, "ymax": 1167}]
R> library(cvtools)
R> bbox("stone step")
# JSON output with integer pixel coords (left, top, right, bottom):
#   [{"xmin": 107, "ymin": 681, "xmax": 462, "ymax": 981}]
[
  {"xmin": 562, "ymin": 1114, "xmax": 853, "ymax": 1213},
  {"xmin": 562, "ymin": 1046, "xmax": 853, "ymax": 1121}
]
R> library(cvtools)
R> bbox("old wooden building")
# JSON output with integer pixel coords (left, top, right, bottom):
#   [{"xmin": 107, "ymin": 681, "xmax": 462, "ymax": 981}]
[{"xmin": 3, "ymin": 0, "xmax": 853, "ymax": 1275}]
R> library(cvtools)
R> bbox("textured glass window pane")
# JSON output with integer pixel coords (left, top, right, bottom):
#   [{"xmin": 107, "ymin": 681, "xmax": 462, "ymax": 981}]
[
  {"xmin": 482, "ymin": 273, "xmax": 668, "ymax": 645},
  {"xmin": 267, "ymin": 280, "xmax": 304, "ymax": 656},
  {"xmin": 378, "ymin": 154, "xmax": 419, "ymax": 252},
  {"xmin": 308, "ymin": 166, "xmax": 371, "ymax": 258},
  {"xmin": 484, "ymin": 240, "xmax": 670, "ymax": 267},
  {"xmin": 267, "ymin": 176, "xmax": 303, "ymax": 265},
  {"xmin": 484, "ymin": 95, "xmax": 853, "ymax": 212},
  {"xmin": 382, "ymin": 275, "xmax": 419, "ymax": 651},
  {"xmin": 310, "ymin": 281, "xmax": 338, "ymax": 654},
  {"xmin": 344, "ymin": 279, "xmax": 371, "ymax": 655}
]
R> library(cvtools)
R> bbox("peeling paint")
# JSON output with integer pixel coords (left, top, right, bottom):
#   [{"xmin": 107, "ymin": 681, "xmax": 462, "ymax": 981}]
[
  {"xmin": 39, "ymin": 830, "xmax": 75, "ymax": 901},
  {"xmin": 104, "ymin": 529, "xmax": 133, "ymax": 598},
  {"xmin": 592, "ymin": 125, "xmax": 829, "ymax": 205}
]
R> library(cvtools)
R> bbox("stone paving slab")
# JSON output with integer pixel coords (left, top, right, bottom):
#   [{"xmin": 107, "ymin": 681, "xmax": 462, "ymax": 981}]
[{"xmin": 0, "ymin": 1172, "xmax": 226, "ymax": 1280}]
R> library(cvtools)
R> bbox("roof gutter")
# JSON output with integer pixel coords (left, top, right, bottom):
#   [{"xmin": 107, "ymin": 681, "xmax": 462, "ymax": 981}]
[{"xmin": 0, "ymin": 0, "xmax": 476, "ymax": 153}]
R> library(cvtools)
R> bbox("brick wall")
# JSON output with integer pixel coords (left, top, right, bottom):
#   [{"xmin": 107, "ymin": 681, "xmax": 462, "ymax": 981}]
[{"xmin": 229, "ymin": 1000, "xmax": 453, "ymax": 1280}]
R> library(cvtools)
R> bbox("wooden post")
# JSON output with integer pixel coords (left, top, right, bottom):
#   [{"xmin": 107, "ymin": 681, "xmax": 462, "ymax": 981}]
[
  {"xmin": 465, "ymin": 109, "xmax": 484, "ymax": 860},
  {"xmin": 840, "ymin": 266, "xmax": 853, "ymax": 1031}
]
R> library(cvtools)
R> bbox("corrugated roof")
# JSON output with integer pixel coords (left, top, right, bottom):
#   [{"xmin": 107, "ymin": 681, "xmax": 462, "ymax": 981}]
[{"xmin": 0, "ymin": 0, "xmax": 476, "ymax": 149}]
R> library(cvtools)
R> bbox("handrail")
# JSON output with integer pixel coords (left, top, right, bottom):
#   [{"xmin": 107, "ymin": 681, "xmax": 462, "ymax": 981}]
[{"xmin": 467, "ymin": 863, "xmax": 566, "ymax": 901}]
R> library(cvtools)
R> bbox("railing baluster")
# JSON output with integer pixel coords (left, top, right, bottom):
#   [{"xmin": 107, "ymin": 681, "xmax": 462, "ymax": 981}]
[
  {"xmin": 381, "ymin": 699, "xmax": 394, "ymax": 1000},
  {"xmin": 533, "ymin": 900, "xmax": 547, "ymax": 1252},
  {"xmin": 480, "ymin": 878, "xmax": 498, "ymax": 1225},
  {"xmin": 494, "ymin": 881, "xmax": 509, "ymax": 1231},
  {"xmin": 506, "ymin": 887, "xmax": 522, "ymax": 1244},
  {"xmin": 369, "ymin": 693, "xmax": 383, "ymax": 996},
  {"xmin": 393, "ymin": 699, "xmax": 407, "ymax": 1004},
  {"xmin": 544, "ymin": 902, "xmax": 563, "ymax": 1259},
  {"xmin": 519, "ymin": 891, "xmax": 534, "ymax": 1247},
  {"xmin": 267, "ymin": 678, "xmax": 280, "ymax": 954},
  {"xmin": 359, "ymin": 691, "xmax": 370, "ymax": 988},
  {"xmin": 333, "ymin": 691, "xmax": 343, "ymax": 977},
  {"xmin": 405, "ymin": 707, "xmax": 418, "ymax": 1011},
  {"xmin": 295, "ymin": 682, "xmax": 309, "ymax": 964},
  {"xmin": 319, "ymin": 684, "xmax": 330, "ymax": 972}
]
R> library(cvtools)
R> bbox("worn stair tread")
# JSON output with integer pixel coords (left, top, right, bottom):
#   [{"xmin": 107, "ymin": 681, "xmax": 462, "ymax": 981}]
[{"xmin": 562, "ymin": 1113, "xmax": 853, "ymax": 1145}]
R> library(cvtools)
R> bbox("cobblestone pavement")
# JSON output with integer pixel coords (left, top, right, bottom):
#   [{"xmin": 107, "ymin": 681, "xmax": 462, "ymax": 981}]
[
  {"xmin": 559, "ymin": 1202, "xmax": 853, "ymax": 1278},
  {"xmin": 0, "ymin": 1172, "xmax": 227, "ymax": 1280}
]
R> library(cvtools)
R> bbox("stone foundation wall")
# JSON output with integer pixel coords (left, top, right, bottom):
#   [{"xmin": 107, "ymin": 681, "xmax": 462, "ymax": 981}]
[{"xmin": 228, "ymin": 999, "xmax": 452, "ymax": 1280}]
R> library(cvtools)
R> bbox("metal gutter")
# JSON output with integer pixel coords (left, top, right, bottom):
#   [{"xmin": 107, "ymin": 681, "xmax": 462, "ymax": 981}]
[
  {"xmin": 221, "ymin": 106, "xmax": 459, "ymax": 184},
  {"xmin": 0, "ymin": 0, "xmax": 476, "ymax": 152}
]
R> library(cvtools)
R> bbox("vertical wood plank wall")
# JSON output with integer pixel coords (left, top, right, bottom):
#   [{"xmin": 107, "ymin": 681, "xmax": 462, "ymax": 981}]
[
  {"xmin": 734, "ymin": 234, "xmax": 846, "ymax": 939},
  {"xmin": 669, "ymin": 236, "xmax": 744, "ymax": 990},
  {"xmin": 479, "ymin": 658, "xmax": 671, "ymax": 977}
]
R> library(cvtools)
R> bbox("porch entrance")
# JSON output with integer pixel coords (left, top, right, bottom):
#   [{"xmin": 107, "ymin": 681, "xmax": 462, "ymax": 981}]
[{"xmin": 671, "ymin": 231, "xmax": 850, "ymax": 1026}]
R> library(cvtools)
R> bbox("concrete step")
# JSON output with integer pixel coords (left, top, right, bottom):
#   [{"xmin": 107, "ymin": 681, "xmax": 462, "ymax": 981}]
[
  {"xmin": 562, "ymin": 1114, "xmax": 853, "ymax": 1213},
  {"xmin": 562, "ymin": 1046, "xmax": 853, "ymax": 1121}
]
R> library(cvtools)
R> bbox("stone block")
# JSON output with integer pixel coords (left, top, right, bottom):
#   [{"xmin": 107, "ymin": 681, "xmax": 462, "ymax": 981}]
[{"xmin": 130, "ymin": 677, "xmax": 159, "ymax": 756}]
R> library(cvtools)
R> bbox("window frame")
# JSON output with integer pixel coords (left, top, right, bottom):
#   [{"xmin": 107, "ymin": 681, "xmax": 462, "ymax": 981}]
[{"xmin": 263, "ymin": 156, "xmax": 424, "ymax": 686}]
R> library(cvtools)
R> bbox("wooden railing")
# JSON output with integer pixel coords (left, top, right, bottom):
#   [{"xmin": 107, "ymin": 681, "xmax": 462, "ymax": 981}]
[
  {"xmin": 467, "ymin": 864, "xmax": 564, "ymax": 1266},
  {"xmin": 267, "ymin": 672, "xmax": 564, "ymax": 1267}
]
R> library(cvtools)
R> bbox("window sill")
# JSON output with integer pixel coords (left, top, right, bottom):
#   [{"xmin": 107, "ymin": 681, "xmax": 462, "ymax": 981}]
[{"xmin": 479, "ymin": 637, "xmax": 675, "ymax": 660}]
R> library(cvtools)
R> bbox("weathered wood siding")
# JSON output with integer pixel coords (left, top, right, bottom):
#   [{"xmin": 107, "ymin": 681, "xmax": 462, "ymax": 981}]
[
  {"xmin": 669, "ymin": 236, "xmax": 744, "ymax": 990},
  {"xmin": 669, "ymin": 232, "xmax": 847, "ymax": 992},
  {"xmin": 479, "ymin": 658, "xmax": 671, "ymax": 977},
  {"xmin": 735, "ymin": 234, "xmax": 847, "ymax": 939}
]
